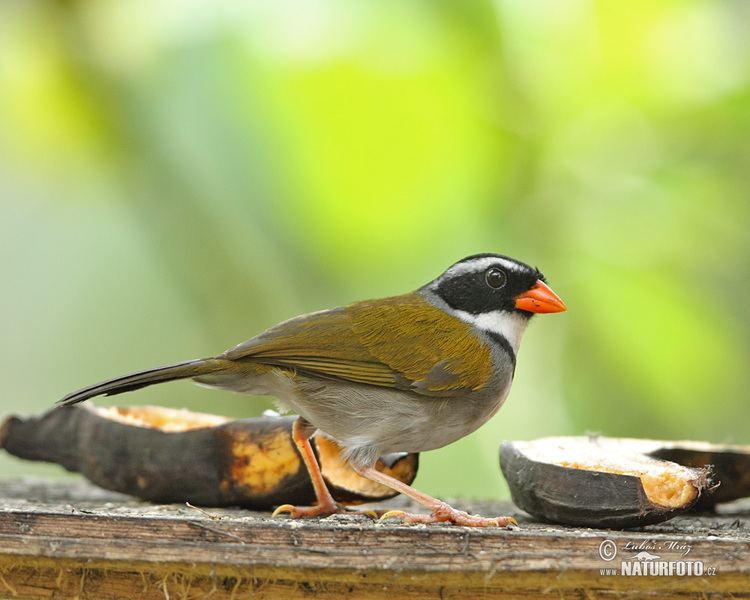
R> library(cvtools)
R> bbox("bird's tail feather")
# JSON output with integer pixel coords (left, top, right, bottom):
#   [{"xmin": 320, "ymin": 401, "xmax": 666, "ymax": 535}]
[{"xmin": 57, "ymin": 358, "xmax": 227, "ymax": 407}]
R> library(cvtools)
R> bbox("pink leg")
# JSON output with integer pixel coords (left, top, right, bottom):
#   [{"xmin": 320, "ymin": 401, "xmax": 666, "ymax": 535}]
[
  {"xmin": 272, "ymin": 419, "xmax": 376, "ymax": 519},
  {"xmin": 355, "ymin": 465, "xmax": 518, "ymax": 528}
]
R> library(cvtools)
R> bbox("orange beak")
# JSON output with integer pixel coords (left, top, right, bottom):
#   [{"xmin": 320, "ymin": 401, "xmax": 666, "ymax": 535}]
[{"xmin": 515, "ymin": 280, "xmax": 567, "ymax": 314}]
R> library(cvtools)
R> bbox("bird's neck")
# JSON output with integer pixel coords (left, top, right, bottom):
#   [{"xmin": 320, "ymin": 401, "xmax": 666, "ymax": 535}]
[{"xmin": 451, "ymin": 309, "xmax": 530, "ymax": 354}]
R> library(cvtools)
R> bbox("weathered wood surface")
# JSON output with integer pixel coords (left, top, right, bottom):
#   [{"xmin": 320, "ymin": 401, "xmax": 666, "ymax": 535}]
[{"xmin": 0, "ymin": 478, "xmax": 748, "ymax": 599}]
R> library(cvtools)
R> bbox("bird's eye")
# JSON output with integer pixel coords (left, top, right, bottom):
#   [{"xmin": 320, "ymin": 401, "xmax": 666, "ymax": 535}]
[{"xmin": 485, "ymin": 267, "xmax": 507, "ymax": 289}]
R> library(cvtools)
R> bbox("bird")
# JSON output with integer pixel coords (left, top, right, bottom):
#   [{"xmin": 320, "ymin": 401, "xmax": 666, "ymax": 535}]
[{"xmin": 59, "ymin": 253, "xmax": 566, "ymax": 527}]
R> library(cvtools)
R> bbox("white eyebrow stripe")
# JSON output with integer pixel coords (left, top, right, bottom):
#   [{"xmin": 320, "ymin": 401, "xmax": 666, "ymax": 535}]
[{"xmin": 445, "ymin": 257, "xmax": 524, "ymax": 277}]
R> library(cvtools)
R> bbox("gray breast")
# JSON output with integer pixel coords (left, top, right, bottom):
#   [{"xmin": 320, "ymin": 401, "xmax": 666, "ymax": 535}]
[{"xmin": 271, "ymin": 360, "xmax": 514, "ymax": 467}]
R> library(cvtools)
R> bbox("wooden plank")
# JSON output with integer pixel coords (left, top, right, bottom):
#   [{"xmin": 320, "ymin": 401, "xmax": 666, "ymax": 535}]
[{"xmin": 0, "ymin": 478, "xmax": 748, "ymax": 599}]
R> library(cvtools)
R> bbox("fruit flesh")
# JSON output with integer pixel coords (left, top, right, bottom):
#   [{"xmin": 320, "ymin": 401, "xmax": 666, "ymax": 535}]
[
  {"xmin": 518, "ymin": 437, "xmax": 704, "ymax": 509},
  {"xmin": 94, "ymin": 405, "xmax": 228, "ymax": 431}
]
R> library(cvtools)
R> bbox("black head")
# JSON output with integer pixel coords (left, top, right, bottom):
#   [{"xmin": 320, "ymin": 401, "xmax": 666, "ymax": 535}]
[{"xmin": 424, "ymin": 253, "xmax": 565, "ymax": 316}]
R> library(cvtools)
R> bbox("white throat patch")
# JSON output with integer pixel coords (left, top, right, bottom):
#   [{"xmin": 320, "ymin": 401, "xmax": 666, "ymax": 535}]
[{"xmin": 451, "ymin": 309, "xmax": 529, "ymax": 354}]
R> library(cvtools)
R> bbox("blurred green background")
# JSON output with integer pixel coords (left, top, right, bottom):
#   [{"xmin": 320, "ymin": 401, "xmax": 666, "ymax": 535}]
[{"xmin": 1, "ymin": 0, "xmax": 748, "ymax": 500}]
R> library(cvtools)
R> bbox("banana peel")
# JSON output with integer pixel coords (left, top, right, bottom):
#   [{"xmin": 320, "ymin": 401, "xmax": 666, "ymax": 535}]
[{"xmin": 0, "ymin": 405, "xmax": 419, "ymax": 509}]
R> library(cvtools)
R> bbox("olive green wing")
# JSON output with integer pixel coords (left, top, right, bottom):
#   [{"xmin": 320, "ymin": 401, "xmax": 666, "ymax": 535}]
[
  {"xmin": 223, "ymin": 307, "xmax": 403, "ymax": 387},
  {"xmin": 223, "ymin": 294, "xmax": 492, "ymax": 395},
  {"xmin": 346, "ymin": 294, "xmax": 493, "ymax": 394}
]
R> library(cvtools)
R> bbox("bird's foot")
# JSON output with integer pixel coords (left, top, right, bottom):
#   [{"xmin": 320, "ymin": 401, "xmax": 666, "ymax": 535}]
[
  {"xmin": 379, "ymin": 502, "xmax": 518, "ymax": 528},
  {"xmin": 272, "ymin": 501, "xmax": 378, "ymax": 520}
]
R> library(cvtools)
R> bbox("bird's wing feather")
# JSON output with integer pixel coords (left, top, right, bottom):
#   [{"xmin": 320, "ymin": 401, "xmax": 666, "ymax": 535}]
[{"xmin": 223, "ymin": 294, "xmax": 492, "ymax": 396}]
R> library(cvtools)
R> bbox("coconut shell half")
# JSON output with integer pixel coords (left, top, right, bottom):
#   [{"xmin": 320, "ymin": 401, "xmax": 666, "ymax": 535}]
[
  {"xmin": 0, "ymin": 405, "xmax": 419, "ymax": 509},
  {"xmin": 500, "ymin": 437, "xmax": 715, "ymax": 529}
]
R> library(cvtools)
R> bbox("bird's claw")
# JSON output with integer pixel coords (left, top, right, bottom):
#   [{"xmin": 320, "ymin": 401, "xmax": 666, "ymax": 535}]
[
  {"xmin": 378, "ymin": 509, "xmax": 410, "ymax": 522},
  {"xmin": 272, "ymin": 502, "xmax": 378, "ymax": 520},
  {"xmin": 271, "ymin": 504, "xmax": 298, "ymax": 518},
  {"xmin": 379, "ymin": 505, "xmax": 519, "ymax": 528}
]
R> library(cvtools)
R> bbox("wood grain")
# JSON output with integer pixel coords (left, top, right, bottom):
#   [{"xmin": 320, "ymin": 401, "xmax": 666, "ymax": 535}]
[{"xmin": 0, "ymin": 478, "xmax": 748, "ymax": 599}]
